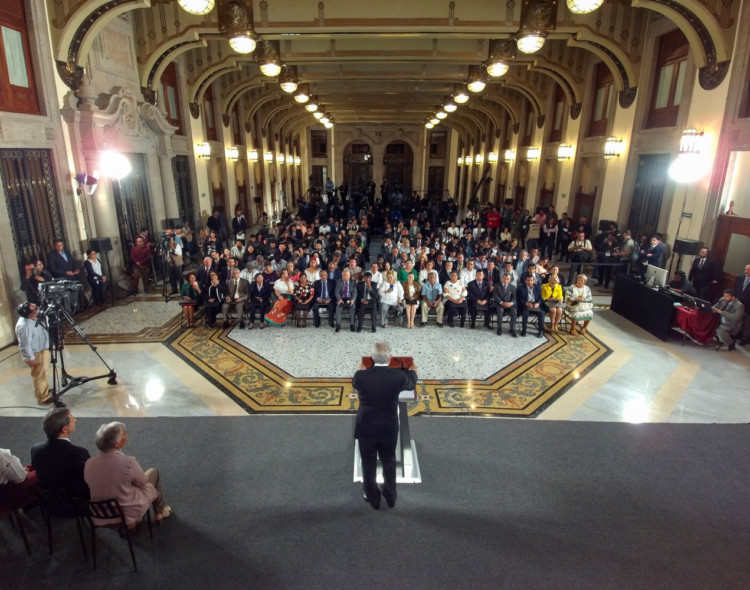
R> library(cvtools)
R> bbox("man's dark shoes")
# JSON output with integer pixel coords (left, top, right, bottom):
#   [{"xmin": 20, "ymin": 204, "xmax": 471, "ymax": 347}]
[
  {"xmin": 335, "ymin": 325, "xmax": 340, "ymax": 332},
  {"xmin": 510, "ymin": 331, "xmax": 518, "ymax": 338},
  {"xmin": 239, "ymin": 322, "xmax": 245, "ymax": 329},
  {"xmin": 520, "ymin": 330, "xmax": 526, "ymax": 337},
  {"xmin": 379, "ymin": 485, "xmax": 396, "ymax": 508},
  {"xmin": 728, "ymin": 342, "xmax": 736, "ymax": 351},
  {"xmin": 371, "ymin": 327, "xmax": 376, "ymax": 333},
  {"xmin": 496, "ymin": 329, "xmax": 502, "ymax": 336},
  {"xmin": 350, "ymin": 325, "xmax": 356, "ymax": 332},
  {"xmin": 356, "ymin": 327, "xmax": 362, "ymax": 332},
  {"xmin": 470, "ymin": 322, "xmax": 475, "ymax": 329},
  {"xmin": 362, "ymin": 490, "xmax": 380, "ymax": 510}
]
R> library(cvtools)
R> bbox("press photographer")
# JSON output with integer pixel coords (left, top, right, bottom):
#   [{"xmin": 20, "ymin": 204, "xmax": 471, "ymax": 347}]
[{"xmin": 161, "ymin": 229, "xmax": 184, "ymax": 296}]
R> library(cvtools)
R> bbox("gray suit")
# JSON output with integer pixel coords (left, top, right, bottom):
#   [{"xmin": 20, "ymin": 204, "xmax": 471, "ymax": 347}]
[
  {"xmin": 335, "ymin": 278, "xmax": 358, "ymax": 329},
  {"xmin": 714, "ymin": 297, "xmax": 745, "ymax": 346}
]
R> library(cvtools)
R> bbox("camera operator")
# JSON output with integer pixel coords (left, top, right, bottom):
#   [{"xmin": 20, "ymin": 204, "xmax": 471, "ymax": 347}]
[
  {"xmin": 83, "ymin": 249, "xmax": 107, "ymax": 306},
  {"xmin": 165, "ymin": 230, "xmax": 184, "ymax": 295},
  {"xmin": 15, "ymin": 301, "xmax": 51, "ymax": 405}
]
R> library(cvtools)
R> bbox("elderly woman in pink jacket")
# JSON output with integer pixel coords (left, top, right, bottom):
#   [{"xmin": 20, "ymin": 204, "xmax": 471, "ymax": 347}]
[{"xmin": 84, "ymin": 422, "xmax": 172, "ymax": 528}]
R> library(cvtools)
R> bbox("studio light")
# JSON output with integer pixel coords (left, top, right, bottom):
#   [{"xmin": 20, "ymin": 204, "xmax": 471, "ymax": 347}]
[{"xmin": 100, "ymin": 150, "xmax": 132, "ymax": 180}]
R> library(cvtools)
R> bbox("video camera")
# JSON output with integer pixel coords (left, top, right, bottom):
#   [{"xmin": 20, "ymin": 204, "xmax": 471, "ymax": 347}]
[{"xmin": 38, "ymin": 279, "xmax": 82, "ymax": 323}]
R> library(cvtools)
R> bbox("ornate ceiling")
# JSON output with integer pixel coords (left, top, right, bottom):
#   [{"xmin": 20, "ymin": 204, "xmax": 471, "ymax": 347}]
[{"xmin": 48, "ymin": 0, "xmax": 738, "ymax": 138}]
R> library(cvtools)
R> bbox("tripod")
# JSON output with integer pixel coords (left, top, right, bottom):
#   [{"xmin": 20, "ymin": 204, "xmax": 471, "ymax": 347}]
[{"xmin": 44, "ymin": 301, "xmax": 117, "ymax": 408}]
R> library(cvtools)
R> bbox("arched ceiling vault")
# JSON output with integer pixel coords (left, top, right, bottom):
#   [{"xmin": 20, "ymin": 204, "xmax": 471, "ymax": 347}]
[{"xmin": 47, "ymin": 0, "xmax": 740, "ymax": 123}]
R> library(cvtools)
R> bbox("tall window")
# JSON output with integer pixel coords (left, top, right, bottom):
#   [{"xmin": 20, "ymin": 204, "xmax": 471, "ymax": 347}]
[
  {"xmin": 231, "ymin": 104, "xmax": 242, "ymax": 145},
  {"xmin": 0, "ymin": 0, "xmax": 39, "ymax": 114},
  {"xmin": 429, "ymin": 130, "xmax": 447, "ymax": 158},
  {"xmin": 310, "ymin": 130, "xmax": 327, "ymax": 158},
  {"xmin": 160, "ymin": 62, "xmax": 182, "ymax": 134},
  {"xmin": 587, "ymin": 62, "xmax": 614, "ymax": 137},
  {"xmin": 521, "ymin": 109, "xmax": 534, "ymax": 147},
  {"xmin": 203, "ymin": 86, "xmax": 216, "ymax": 141},
  {"xmin": 646, "ymin": 29, "xmax": 688, "ymax": 128},
  {"xmin": 549, "ymin": 84, "xmax": 566, "ymax": 143}
]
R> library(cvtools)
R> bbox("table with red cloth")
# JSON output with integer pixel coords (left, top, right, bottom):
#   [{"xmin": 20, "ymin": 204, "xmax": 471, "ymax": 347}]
[{"xmin": 672, "ymin": 305, "xmax": 719, "ymax": 345}]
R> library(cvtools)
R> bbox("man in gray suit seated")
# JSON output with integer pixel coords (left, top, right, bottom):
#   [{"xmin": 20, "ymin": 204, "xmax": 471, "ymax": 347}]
[{"xmin": 335, "ymin": 268, "xmax": 358, "ymax": 332}]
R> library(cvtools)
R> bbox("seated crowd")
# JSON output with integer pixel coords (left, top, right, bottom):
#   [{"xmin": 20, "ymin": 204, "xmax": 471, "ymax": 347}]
[{"xmin": 172, "ymin": 199, "xmax": 614, "ymax": 337}]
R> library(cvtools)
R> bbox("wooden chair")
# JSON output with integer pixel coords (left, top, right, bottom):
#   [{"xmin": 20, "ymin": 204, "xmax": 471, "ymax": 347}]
[
  {"xmin": 87, "ymin": 498, "xmax": 153, "ymax": 572},
  {"xmin": 34, "ymin": 487, "xmax": 88, "ymax": 560}
]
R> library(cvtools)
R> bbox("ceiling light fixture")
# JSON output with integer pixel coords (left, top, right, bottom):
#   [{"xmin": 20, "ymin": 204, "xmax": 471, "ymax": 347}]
[
  {"xmin": 453, "ymin": 84, "xmax": 470, "ymax": 104},
  {"xmin": 429, "ymin": 115, "xmax": 439, "ymax": 125},
  {"xmin": 485, "ymin": 39, "xmax": 514, "ymax": 77},
  {"xmin": 278, "ymin": 65, "xmax": 298, "ymax": 93},
  {"xmin": 443, "ymin": 96, "xmax": 458, "ymax": 112},
  {"xmin": 425, "ymin": 122, "xmax": 434, "ymax": 129},
  {"xmin": 305, "ymin": 96, "xmax": 319, "ymax": 112},
  {"xmin": 256, "ymin": 41, "xmax": 282, "ymax": 77},
  {"xmin": 313, "ymin": 110, "xmax": 324, "ymax": 120},
  {"xmin": 435, "ymin": 106, "xmax": 447, "ymax": 119},
  {"xmin": 566, "ymin": 0, "xmax": 604, "ymax": 14},
  {"xmin": 320, "ymin": 114, "xmax": 330, "ymax": 124},
  {"xmin": 178, "ymin": 0, "xmax": 215, "ymax": 16},
  {"xmin": 516, "ymin": 3, "xmax": 552, "ymax": 54},
  {"xmin": 324, "ymin": 120, "xmax": 333, "ymax": 129},
  {"xmin": 467, "ymin": 65, "xmax": 487, "ymax": 93},
  {"xmin": 294, "ymin": 84, "xmax": 310, "ymax": 103},
  {"xmin": 229, "ymin": 32, "xmax": 257, "ymax": 54}
]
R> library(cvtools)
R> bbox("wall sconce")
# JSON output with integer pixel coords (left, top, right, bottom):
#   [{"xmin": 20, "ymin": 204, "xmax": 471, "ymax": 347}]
[
  {"xmin": 277, "ymin": 154, "xmax": 285, "ymax": 164},
  {"xmin": 263, "ymin": 151, "xmax": 273, "ymax": 163},
  {"xmin": 603, "ymin": 136, "xmax": 624, "ymax": 159},
  {"xmin": 488, "ymin": 152, "xmax": 498, "ymax": 163},
  {"xmin": 457, "ymin": 156, "xmax": 464, "ymax": 166},
  {"xmin": 294, "ymin": 156, "xmax": 301, "ymax": 166},
  {"xmin": 475, "ymin": 154, "xmax": 485, "ymax": 165},
  {"xmin": 248, "ymin": 149, "xmax": 259, "ymax": 162},
  {"xmin": 504, "ymin": 149, "xmax": 516, "ymax": 162},
  {"xmin": 679, "ymin": 127, "xmax": 704, "ymax": 155},
  {"xmin": 196, "ymin": 142, "xmax": 211, "ymax": 158},
  {"xmin": 225, "ymin": 147, "xmax": 239, "ymax": 161},
  {"xmin": 557, "ymin": 144, "xmax": 574, "ymax": 161},
  {"xmin": 526, "ymin": 147, "xmax": 541, "ymax": 161}
]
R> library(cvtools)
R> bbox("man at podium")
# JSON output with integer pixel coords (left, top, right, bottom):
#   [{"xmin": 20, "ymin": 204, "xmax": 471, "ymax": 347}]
[{"xmin": 353, "ymin": 342, "xmax": 418, "ymax": 510}]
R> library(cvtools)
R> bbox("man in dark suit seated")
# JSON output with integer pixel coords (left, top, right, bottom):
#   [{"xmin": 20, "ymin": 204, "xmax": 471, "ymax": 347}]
[
  {"xmin": 196, "ymin": 256, "xmax": 215, "ymax": 290},
  {"xmin": 517, "ymin": 274, "xmax": 545, "ymax": 338},
  {"xmin": 492, "ymin": 272, "xmax": 518, "ymax": 337},
  {"xmin": 356, "ymin": 272, "xmax": 378, "ymax": 333},
  {"xmin": 47, "ymin": 239, "xmax": 78, "ymax": 279},
  {"xmin": 335, "ymin": 268, "xmax": 358, "ymax": 332},
  {"xmin": 247, "ymin": 273, "xmax": 270, "ymax": 329},
  {"xmin": 352, "ymin": 342, "xmax": 418, "ymax": 510},
  {"xmin": 30, "ymin": 408, "xmax": 90, "ymax": 501},
  {"xmin": 313, "ymin": 269, "xmax": 336, "ymax": 328},
  {"xmin": 688, "ymin": 247, "xmax": 721, "ymax": 301},
  {"xmin": 467, "ymin": 270, "xmax": 492, "ymax": 329}
]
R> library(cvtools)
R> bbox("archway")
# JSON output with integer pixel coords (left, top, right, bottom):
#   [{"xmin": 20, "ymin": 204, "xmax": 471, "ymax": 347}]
[
  {"xmin": 383, "ymin": 141, "xmax": 414, "ymax": 194},
  {"xmin": 343, "ymin": 141, "xmax": 373, "ymax": 197}
]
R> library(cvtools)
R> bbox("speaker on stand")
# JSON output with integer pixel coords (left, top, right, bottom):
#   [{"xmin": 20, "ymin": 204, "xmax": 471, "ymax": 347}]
[{"xmin": 670, "ymin": 237, "xmax": 701, "ymax": 277}]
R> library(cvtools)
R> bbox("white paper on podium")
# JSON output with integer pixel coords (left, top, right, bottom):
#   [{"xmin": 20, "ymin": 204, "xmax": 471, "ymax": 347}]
[{"xmin": 398, "ymin": 390, "xmax": 415, "ymax": 400}]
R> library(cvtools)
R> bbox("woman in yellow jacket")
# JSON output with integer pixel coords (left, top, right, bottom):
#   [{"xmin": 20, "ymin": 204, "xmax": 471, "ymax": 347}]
[{"xmin": 541, "ymin": 274, "xmax": 564, "ymax": 332}]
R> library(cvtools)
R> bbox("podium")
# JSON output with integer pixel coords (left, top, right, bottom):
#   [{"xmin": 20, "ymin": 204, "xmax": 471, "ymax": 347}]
[{"xmin": 352, "ymin": 357, "xmax": 422, "ymax": 484}]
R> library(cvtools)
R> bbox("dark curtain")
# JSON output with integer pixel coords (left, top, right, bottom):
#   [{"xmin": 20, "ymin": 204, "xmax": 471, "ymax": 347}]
[
  {"xmin": 113, "ymin": 153, "xmax": 154, "ymax": 264},
  {"xmin": 627, "ymin": 154, "xmax": 671, "ymax": 239}
]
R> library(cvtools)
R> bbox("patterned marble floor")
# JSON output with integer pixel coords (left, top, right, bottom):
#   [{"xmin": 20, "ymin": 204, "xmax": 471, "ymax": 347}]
[{"xmin": 0, "ymin": 293, "xmax": 748, "ymax": 422}]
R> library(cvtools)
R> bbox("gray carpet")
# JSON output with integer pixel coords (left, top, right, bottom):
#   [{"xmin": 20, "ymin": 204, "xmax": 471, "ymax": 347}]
[{"xmin": 2, "ymin": 416, "xmax": 749, "ymax": 589}]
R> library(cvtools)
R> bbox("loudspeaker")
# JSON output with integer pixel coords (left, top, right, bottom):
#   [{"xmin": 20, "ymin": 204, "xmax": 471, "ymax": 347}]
[
  {"xmin": 162, "ymin": 218, "xmax": 182, "ymax": 230},
  {"xmin": 89, "ymin": 237, "xmax": 112, "ymax": 252},
  {"xmin": 598, "ymin": 219, "xmax": 616, "ymax": 231},
  {"xmin": 673, "ymin": 238, "xmax": 701, "ymax": 256}
]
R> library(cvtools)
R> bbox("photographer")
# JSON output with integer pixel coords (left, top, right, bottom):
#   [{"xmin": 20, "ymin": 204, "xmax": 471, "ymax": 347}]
[
  {"xmin": 83, "ymin": 249, "xmax": 107, "ymax": 306},
  {"xmin": 15, "ymin": 301, "xmax": 51, "ymax": 405},
  {"xmin": 22, "ymin": 258, "xmax": 47, "ymax": 305},
  {"xmin": 165, "ymin": 230, "xmax": 184, "ymax": 295}
]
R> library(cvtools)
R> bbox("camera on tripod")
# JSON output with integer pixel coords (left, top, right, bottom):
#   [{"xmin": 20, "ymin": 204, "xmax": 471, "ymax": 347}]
[{"xmin": 38, "ymin": 279, "xmax": 82, "ymax": 322}]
